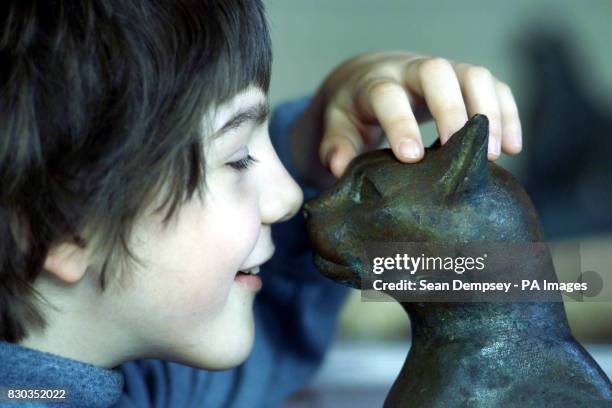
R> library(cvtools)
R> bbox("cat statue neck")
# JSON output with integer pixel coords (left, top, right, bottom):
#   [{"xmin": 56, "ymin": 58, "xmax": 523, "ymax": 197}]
[{"xmin": 303, "ymin": 115, "xmax": 612, "ymax": 407}]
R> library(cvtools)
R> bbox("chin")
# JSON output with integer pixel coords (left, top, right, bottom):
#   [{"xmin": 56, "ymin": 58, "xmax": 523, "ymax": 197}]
[
  {"xmin": 218, "ymin": 310, "xmax": 257, "ymax": 369},
  {"xmin": 198, "ymin": 327, "xmax": 256, "ymax": 370},
  {"xmin": 167, "ymin": 325, "xmax": 256, "ymax": 371},
  {"xmin": 182, "ymin": 305, "xmax": 257, "ymax": 370},
  {"xmin": 164, "ymin": 284, "xmax": 259, "ymax": 370},
  {"xmin": 207, "ymin": 339, "xmax": 255, "ymax": 370}
]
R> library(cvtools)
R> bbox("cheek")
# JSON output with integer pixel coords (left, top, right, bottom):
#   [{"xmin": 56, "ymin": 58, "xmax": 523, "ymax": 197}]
[
  {"xmin": 172, "ymin": 193, "xmax": 261, "ymax": 317},
  {"xmin": 120, "ymin": 174, "xmax": 262, "ymax": 332}
]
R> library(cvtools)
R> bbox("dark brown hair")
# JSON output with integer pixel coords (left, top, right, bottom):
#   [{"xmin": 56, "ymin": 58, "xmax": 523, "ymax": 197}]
[{"xmin": 0, "ymin": 0, "xmax": 271, "ymax": 342}]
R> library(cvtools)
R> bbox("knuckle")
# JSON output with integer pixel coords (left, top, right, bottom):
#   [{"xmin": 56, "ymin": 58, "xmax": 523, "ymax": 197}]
[
  {"xmin": 324, "ymin": 105, "xmax": 345, "ymax": 123},
  {"xmin": 465, "ymin": 65, "xmax": 492, "ymax": 83},
  {"xmin": 481, "ymin": 112, "xmax": 501, "ymax": 131},
  {"xmin": 496, "ymin": 80, "xmax": 512, "ymax": 94},
  {"xmin": 385, "ymin": 116, "xmax": 417, "ymax": 136},
  {"xmin": 367, "ymin": 80, "xmax": 399, "ymax": 100},
  {"xmin": 418, "ymin": 57, "xmax": 453, "ymax": 76},
  {"xmin": 484, "ymin": 110, "xmax": 501, "ymax": 123},
  {"xmin": 342, "ymin": 135, "xmax": 362, "ymax": 154},
  {"xmin": 437, "ymin": 104, "xmax": 466, "ymax": 120}
]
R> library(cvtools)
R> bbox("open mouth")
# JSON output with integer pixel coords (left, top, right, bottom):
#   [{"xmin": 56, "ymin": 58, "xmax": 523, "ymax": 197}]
[
  {"xmin": 234, "ymin": 266, "xmax": 263, "ymax": 292},
  {"xmin": 313, "ymin": 254, "xmax": 361, "ymax": 289},
  {"xmin": 236, "ymin": 266, "xmax": 260, "ymax": 276}
]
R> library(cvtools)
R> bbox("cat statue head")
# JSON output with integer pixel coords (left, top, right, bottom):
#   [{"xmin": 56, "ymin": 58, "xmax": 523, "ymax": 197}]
[{"xmin": 303, "ymin": 115, "xmax": 544, "ymax": 290}]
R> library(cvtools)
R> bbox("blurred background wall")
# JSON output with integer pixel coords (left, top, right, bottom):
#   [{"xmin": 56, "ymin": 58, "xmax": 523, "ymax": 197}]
[
  {"xmin": 267, "ymin": 0, "xmax": 612, "ymax": 170},
  {"xmin": 266, "ymin": 1, "xmax": 612, "ymax": 104},
  {"xmin": 266, "ymin": 0, "xmax": 612, "ymax": 344}
]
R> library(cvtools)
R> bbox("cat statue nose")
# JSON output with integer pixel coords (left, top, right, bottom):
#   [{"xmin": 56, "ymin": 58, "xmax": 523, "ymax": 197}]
[
  {"xmin": 302, "ymin": 204, "xmax": 311, "ymax": 221},
  {"xmin": 302, "ymin": 196, "xmax": 323, "ymax": 221}
]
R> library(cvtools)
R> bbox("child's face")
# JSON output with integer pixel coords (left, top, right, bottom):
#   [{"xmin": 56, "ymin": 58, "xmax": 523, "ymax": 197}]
[{"xmin": 105, "ymin": 86, "xmax": 303, "ymax": 369}]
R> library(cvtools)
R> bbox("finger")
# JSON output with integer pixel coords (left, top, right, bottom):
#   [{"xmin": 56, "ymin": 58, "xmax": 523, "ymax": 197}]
[
  {"xmin": 319, "ymin": 107, "xmax": 364, "ymax": 178},
  {"xmin": 454, "ymin": 64, "xmax": 502, "ymax": 160},
  {"xmin": 366, "ymin": 79, "xmax": 423, "ymax": 162},
  {"xmin": 495, "ymin": 81, "xmax": 522, "ymax": 154},
  {"xmin": 404, "ymin": 57, "xmax": 468, "ymax": 145}
]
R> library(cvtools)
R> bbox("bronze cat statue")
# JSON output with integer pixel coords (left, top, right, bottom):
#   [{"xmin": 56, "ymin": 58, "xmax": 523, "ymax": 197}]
[{"xmin": 303, "ymin": 115, "xmax": 612, "ymax": 407}]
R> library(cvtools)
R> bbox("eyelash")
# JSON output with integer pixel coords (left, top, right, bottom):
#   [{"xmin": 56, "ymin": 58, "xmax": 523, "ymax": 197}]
[{"xmin": 227, "ymin": 155, "xmax": 258, "ymax": 171}]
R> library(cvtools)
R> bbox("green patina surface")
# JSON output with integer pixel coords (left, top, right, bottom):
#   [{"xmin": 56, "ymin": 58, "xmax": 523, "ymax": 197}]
[{"xmin": 303, "ymin": 115, "xmax": 612, "ymax": 407}]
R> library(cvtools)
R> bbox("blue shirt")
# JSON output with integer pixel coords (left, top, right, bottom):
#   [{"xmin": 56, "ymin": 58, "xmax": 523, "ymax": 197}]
[{"xmin": 0, "ymin": 98, "xmax": 349, "ymax": 408}]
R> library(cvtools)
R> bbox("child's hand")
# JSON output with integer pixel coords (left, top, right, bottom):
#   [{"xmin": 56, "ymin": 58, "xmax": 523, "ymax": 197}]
[{"xmin": 289, "ymin": 51, "xmax": 522, "ymax": 187}]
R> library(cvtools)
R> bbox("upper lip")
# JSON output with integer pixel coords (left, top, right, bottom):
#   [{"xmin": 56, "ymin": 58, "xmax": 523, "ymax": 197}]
[{"xmin": 239, "ymin": 250, "xmax": 275, "ymax": 271}]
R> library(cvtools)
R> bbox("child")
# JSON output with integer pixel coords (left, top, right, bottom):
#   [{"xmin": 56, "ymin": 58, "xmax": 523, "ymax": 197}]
[{"xmin": 0, "ymin": 1, "xmax": 521, "ymax": 407}]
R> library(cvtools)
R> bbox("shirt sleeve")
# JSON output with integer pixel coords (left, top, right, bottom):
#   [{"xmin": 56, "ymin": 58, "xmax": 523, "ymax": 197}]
[{"xmin": 114, "ymin": 97, "xmax": 349, "ymax": 408}]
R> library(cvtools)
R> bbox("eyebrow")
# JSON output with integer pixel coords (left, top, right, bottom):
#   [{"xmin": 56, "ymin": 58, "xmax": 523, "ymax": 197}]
[{"xmin": 214, "ymin": 102, "xmax": 270, "ymax": 137}]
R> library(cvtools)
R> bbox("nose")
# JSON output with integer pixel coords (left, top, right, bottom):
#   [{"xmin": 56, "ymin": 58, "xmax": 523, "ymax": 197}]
[
  {"xmin": 260, "ymin": 165, "xmax": 303, "ymax": 224},
  {"xmin": 268, "ymin": 179, "xmax": 303, "ymax": 223}
]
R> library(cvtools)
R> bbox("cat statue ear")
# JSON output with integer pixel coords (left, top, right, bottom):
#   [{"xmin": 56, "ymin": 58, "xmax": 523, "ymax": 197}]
[{"xmin": 437, "ymin": 114, "xmax": 490, "ymax": 199}]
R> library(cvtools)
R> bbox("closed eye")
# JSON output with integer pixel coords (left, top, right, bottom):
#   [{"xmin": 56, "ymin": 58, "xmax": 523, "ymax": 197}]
[
  {"xmin": 358, "ymin": 176, "xmax": 382, "ymax": 203},
  {"xmin": 227, "ymin": 155, "xmax": 258, "ymax": 171}
]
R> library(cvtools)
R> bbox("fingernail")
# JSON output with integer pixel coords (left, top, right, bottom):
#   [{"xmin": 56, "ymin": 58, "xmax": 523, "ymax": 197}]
[
  {"xmin": 399, "ymin": 140, "xmax": 421, "ymax": 160},
  {"xmin": 490, "ymin": 138, "xmax": 501, "ymax": 156},
  {"xmin": 330, "ymin": 154, "xmax": 345, "ymax": 177},
  {"xmin": 505, "ymin": 126, "xmax": 522, "ymax": 152}
]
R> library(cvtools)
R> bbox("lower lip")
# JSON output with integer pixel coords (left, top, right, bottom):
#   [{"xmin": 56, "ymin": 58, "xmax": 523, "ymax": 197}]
[{"xmin": 234, "ymin": 273, "xmax": 262, "ymax": 292}]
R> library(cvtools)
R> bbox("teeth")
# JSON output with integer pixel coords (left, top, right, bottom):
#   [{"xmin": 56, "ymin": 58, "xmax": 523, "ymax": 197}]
[{"xmin": 240, "ymin": 266, "xmax": 260, "ymax": 275}]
